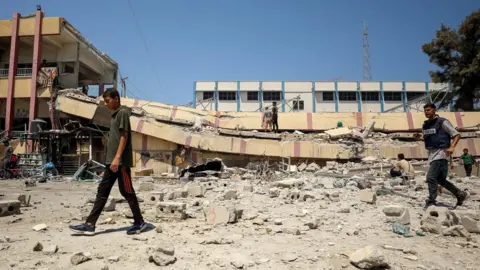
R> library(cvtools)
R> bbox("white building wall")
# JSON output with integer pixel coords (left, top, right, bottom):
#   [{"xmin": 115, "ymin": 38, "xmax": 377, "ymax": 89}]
[
  {"xmin": 196, "ymin": 82, "xmax": 215, "ymax": 91},
  {"xmin": 383, "ymin": 82, "xmax": 403, "ymax": 91},
  {"xmin": 338, "ymin": 102, "xmax": 358, "ymax": 112},
  {"xmin": 361, "ymin": 102, "xmax": 381, "ymax": 112},
  {"xmin": 315, "ymin": 92, "xmax": 336, "ymax": 112},
  {"xmin": 384, "ymin": 102, "xmax": 403, "ymax": 111},
  {"xmin": 262, "ymin": 81, "xmax": 282, "ymax": 91},
  {"xmin": 217, "ymin": 101, "xmax": 236, "ymax": 112},
  {"xmin": 217, "ymin": 81, "xmax": 236, "ymax": 90},
  {"xmin": 284, "ymin": 92, "xmax": 312, "ymax": 112},
  {"xmin": 240, "ymin": 92, "xmax": 259, "ymax": 112},
  {"xmin": 359, "ymin": 82, "xmax": 379, "ymax": 91}
]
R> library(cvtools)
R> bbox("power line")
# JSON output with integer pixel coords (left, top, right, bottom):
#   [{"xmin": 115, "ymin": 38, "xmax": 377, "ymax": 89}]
[{"xmin": 126, "ymin": 0, "xmax": 163, "ymax": 92}]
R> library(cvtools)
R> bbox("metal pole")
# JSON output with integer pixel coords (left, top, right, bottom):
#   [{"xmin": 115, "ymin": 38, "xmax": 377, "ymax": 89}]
[{"xmin": 88, "ymin": 132, "xmax": 93, "ymax": 160}]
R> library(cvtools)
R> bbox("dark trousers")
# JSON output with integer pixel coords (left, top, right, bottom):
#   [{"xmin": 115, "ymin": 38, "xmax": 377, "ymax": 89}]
[
  {"xmin": 464, "ymin": 164, "xmax": 473, "ymax": 177},
  {"xmin": 427, "ymin": 159, "xmax": 460, "ymax": 202},
  {"xmin": 272, "ymin": 116, "xmax": 278, "ymax": 133},
  {"xmin": 86, "ymin": 165, "xmax": 143, "ymax": 225}
]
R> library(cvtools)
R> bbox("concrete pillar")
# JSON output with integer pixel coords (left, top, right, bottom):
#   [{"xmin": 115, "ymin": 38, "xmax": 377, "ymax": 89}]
[
  {"xmin": 28, "ymin": 10, "xmax": 43, "ymax": 153},
  {"xmin": 5, "ymin": 12, "xmax": 20, "ymax": 139},
  {"xmin": 98, "ymin": 83, "xmax": 104, "ymax": 96}
]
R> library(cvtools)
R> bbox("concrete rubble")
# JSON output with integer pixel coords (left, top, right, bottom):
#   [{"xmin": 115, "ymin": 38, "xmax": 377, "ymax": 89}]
[{"xmin": 1, "ymin": 154, "xmax": 480, "ymax": 269}]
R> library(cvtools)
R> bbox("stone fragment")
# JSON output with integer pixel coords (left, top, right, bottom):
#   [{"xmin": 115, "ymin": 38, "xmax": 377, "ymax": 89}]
[
  {"xmin": 443, "ymin": 225, "xmax": 471, "ymax": 239},
  {"xmin": 286, "ymin": 190, "xmax": 301, "ymax": 200},
  {"xmin": 272, "ymin": 178, "xmax": 304, "ymax": 188},
  {"xmin": 204, "ymin": 205, "xmax": 242, "ymax": 225},
  {"xmin": 298, "ymin": 163, "xmax": 307, "ymax": 172},
  {"xmin": 333, "ymin": 179, "xmax": 345, "ymax": 188},
  {"xmin": 104, "ymin": 198, "xmax": 116, "ymax": 212},
  {"xmin": 32, "ymin": 223, "xmax": 48, "ymax": 231},
  {"xmin": 423, "ymin": 206, "xmax": 460, "ymax": 227},
  {"xmin": 305, "ymin": 218, "xmax": 320, "ymax": 229},
  {"xmin": 359, "ymin": 190, "xmax": 376, "ymax": 204},
  {"xmin": 231, "ymin": 174, "xmax": 242, "ymax": 181},
  {"xmin": 43, "ymin": 245, "xmax": 58, "ymax": 255},
  {"xmin": 156, "ymin": 243, "xmax": 175, "ymax": 256},
  {"xmin": 0, "ymin": 200, "xmax": 21, "ymax": 217},
  {"xmin": 224, "ymin": 189, "xmax": 238, "ymax": 200},
  {"xmin": 156, "ymin": 202, "xmax": 187, "ymax": 220},
  {"xmin": 420, "ymin": 216, "xmax": 441, "ymax": 234},
  {"xmin": 133, "ymin": 235, "xmax": 148, "ymax": 241},
  {"xmin": 166, "ymin": 189, "xmax": 188, "ymax": 200},
  {"xmin": 269, "ymin": 188, "xmax": 280, "ymax": 198},
  {"xmin": 33, "ymin": 242, "xmax": 43, "ymax": 251},
  {"xmin": 239, "ymin": 184, "xmax": 254, "ymax": 192},
  {"xmin": 108, "ymin": 256, "xmax": 120, "ymax": 262},
  {"xmin": 461, "ymin": 216, "xmax": 480, "ymax": 233},
  {"xmin": 397, "ymin": 209, "xmax": 411, "ymax": 225},
  {"xmin": 155, "ymin": 225, "xmax": 163, "ymax": 233},
  {"xmin": 139, "ymin": 182, "xmax": 154, "ymax": 192},
  {"xmin": 349, "ymin": 245, "xmax": 389, "ymax": 269},
  {"xmin": 71, "ymin": 252, "xmax": 91, "ymax": 265},
  {"xmin": 382, "ymin": 205, "xmax": 405, "ymax": 217},
  {"xmin": 305, "ymin": 162, "xmax": 320, "ymax": 172},
  {"xmin": 282, "ymin": 253, "xmax": 298, "ymax": 262},
  {"xmin": 150, "ymin": 191, "xmax": 165, "ymax": 202},
  {"xmin": 148, "ymin": 254, "xmax": 177, "ymax": 266},
  {"xmin": 187, "ymin": 185, "xmax": 205, "ymax": 197}
]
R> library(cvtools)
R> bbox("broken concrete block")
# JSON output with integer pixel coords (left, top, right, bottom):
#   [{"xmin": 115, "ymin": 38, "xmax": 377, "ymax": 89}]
[
  {"xmin": 149, "ymin": 254, "xmax": 177, "ymax": 266},
  {"xmin": 104, "ymin": 198, "xmax": 116, "ymax": 212},
  {"xmin": 359, "ymin": 190, "xmax": 376, "ymax": 204},
  {"xmin": 187, "ymin": 185, "xmax": 205, "ymax": 197},
  {"xmin": 166, "ymin": 189, "xmax": 188, "ymax": 200},
  {"xmin": 382, "ymin": 205, "xmax": 405, "ymax": 217},
  {"xmin": 224, "ymin": 190, "xmax": 238, "ymax": 200},
  {"xmin": 326, "ymin": 161, "xmax": 337, "ymax": 169},
  {"xmin": 32, "ymin": 223, "xmax": 48, "ymax": 231},
  {"xmin": 305, "ymin": 162, "xmax": 320, "ymax": 172},
  {"xmin": 349, "ymin": 245, "xmax": 389, "ymax": 269},
  {"xmin": 297, "ymin": 163, "xmax": 307, "ymax": 172},
  {"xmin": 156, "ymin": 243, "xmax": 175, "ymax": 256},
  {"xmin": 156, "ymin": 202, "xmax": 187, "ymax": 220},
  {"xmin": 301, "ymin": 192, "xmax": 315, "ymax": 201},
  {"xmin": 139, "ymin": 182, "xmax": 154, "ymax": 192},
  {"xmin": 272, "ymin": 178, "xmax": 304, "ymax": 189},
  {"xmin": 150, "ymin": 191, "xmax": 166, "ymax": 202},
  {"xmin": 288, "ymin": 165, "xmax": 298, "ymax": 172},
  {"xmin": 204, "ymin": 205, "xmax": 242, "ymax": 225},
  {"xmin": 269, "ymin": 188, "xmax": 280, "ymax": 198},
  {"xmin": 286, "ymin": 190, "xmax": 301, "ymax": 200},
  {"xmin": 397, "ymin": 209, "xmax": 410, "ymax": 225},
  {"xmin": 420, "ymin": 216, "xmax": 441, "ymax": 234},
  {"xmin": 43, "ymin": 245, "xmax": 58, "ymax": 255},
  {"xmin": 0, "ymin": 200, "xmax": 21, "ymax": 217},
  {"xmin": 443, "ymin": 225, "xmax": 471, "ymax": 238},
  {"xmin": 423, "ymin": 206, "xmax": 460, "ymax": 227},
  {"xmin": 231, "ymin": 174, "xmax": 242, "ymax": 181},
  {"xmin": 461, "ymin": 216, "xmax": 480, "ymax": 233},
  {"xmin": 71, "ymin": 252, "xmax": 92, "ymax": 265},
  {"xmin": 33, "ymin": 242, "xmax": 43, "ymax": 251}
]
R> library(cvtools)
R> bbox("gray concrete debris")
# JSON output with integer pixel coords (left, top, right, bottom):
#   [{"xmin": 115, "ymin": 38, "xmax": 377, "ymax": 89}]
[
  {"xmin": 271, "ymin": 178, "xmax": 304, "ymax": 189},
  {"xmin": 148, "ymin": 253, "xmax": 177, "ymax": 266},
  {"xmin": 0, "ymin": 200, "xmax": 21, "ymax": 217},
  {"xmin": 104, "ymin": 198, "xmax": 116, "ymax": 212},
  {"xmin": 203, "ymin": 205, "xmax": 242, "ymax": 225},
  {"xmin": 156, "ymin": 202, "xmax": 187, "ymax": 220},
  {"xmin": 461, "ymin": 216, "xmax": 480, "ymax": 233},
  {"xmin": 443, "ymin": 225, "xmax": 471, "ymax": 239},
  {"xmin": 156, "ymin": 243, "xmax": 175, "ymax": 256},
  {"xmin": 71, "ymin": 252, "xmax": 92, "ymax": 265},
  {"xmin": 349, "ymin": 245, "xmax": 389, "ymax": 269},
  {"xmin": 187, "ymin": 185, "xmax": 205, "ymax": 197},
  {"xmin": 359, "ymin": 190, "xmax": 376, "ymax": 204},
  {"xmin": 223, "ymin": 189, "xmax": 238, "ymax": 200}
]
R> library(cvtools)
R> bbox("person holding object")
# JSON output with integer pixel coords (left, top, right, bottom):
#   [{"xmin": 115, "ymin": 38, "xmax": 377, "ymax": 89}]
[
  {"xmin": 460, "ymin": 148, "xmax": 475, "ymax": 177},
  {"xmin": 263, "ymin": 107, "xmax": 273, "ymax": 132},
  {"xmin": 70, "ymin": 88, "xmax": 146, "ymax": 236},
  {"xmin": 271, "ymin": 101, "xmax": 279, "ymax": 133},
  {"xmin": 413, "ymin": 103, "xmax": 468, "ymax": 208},
  {"xmin": 389, "ymin": 153, "xmax": 414, "ymax": 184}
]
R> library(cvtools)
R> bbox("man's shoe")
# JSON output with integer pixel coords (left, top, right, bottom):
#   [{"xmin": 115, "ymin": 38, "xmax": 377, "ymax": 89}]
[
  {"xmin": 69, "ymin": 223, "xmax": 95, "ymax": 236},
  {"xmin": 456, "ymin": 191, "xmax": 468, "ymax": 207},
  {"xmin": 126, "ymin": 222, "xmax": 147, "ymax": 235},
  {"xmin": 424, "ymin": 199, "xmax": 437, "ymax": 209}
]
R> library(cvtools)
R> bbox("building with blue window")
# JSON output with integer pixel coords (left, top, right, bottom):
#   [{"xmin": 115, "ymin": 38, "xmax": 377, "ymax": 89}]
[{"xmin": 193, "ymin": 81, "xmax": 448, "ymax": 113}]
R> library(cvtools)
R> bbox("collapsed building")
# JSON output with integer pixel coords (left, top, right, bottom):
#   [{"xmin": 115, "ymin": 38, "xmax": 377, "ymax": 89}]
[{"xmin": 53, "ymin": 91, "xmax": 480, "ymax": 175}]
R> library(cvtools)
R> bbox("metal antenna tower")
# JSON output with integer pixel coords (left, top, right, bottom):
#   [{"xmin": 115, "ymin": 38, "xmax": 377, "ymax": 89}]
[{"xmin": 362, "ymin": 21, "xmax": 372, "ymax": 81}]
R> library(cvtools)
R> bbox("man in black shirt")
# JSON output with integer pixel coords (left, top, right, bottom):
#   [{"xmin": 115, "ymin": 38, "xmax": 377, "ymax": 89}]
[
  {"xmin": 271, "ymin": 101, "xmax": 279, "ymax": 133},
  {"xmin": 70, "ymin": 88, "xmax": 146, "ymax": 236}
]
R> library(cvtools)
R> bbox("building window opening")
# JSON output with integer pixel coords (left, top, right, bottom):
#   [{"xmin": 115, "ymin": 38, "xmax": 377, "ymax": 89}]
[
  {"xmin": 263, "ymin": 91, "xmax": 281, "ymax": 101},
  {"xmin": 293, "ymin": 100, "xmax": 304, "ymax": 111},
  {"xmin": 361, "ymin": 92, "xmax": 379, "ymax": 101},
  {"xmin": 322, "ymin": 92, "xmax": 334, "ymax": 101},
  {"xmin": 62, "ymin": 62, "xmax": 75, "ymax": 74},
  {"xmin": 384, "ymin": 92, "xmax": 403, "ymax": 101},
  {"xmin": 202, "ymin": 91, "xmax": 214, "ymax": 100},
  {"xmin": 247, "ymin": 91, "xmax": 258, "ymax": 101},
  {"xmin": 218, "ymin": 91, "xmax": 236, "ymax": 101},
  {"xmin": 338, "ymin": 91, "xmax": 357, "ymax": 101},
  {"xmin": 407, "ymin": 92, "xmax": 425, "ymax": 101}
]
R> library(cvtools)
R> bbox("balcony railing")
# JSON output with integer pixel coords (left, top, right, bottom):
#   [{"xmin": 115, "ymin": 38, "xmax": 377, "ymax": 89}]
[{"xmin": 0, "ymin": 68, "xmax": 33, "ymax": 78}]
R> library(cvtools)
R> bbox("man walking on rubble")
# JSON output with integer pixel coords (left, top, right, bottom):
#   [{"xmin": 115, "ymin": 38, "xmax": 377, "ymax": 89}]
[
  {"xmin": 413, "ymin": 103, "xmax": 468, "ymax": 208},
  {"xmin": 271, "ymin": 101, "xmax": 279, "ymax": 133},
  {"xmin": 70, "ymin": 88, "xmax": 146, "ymax": 236}
]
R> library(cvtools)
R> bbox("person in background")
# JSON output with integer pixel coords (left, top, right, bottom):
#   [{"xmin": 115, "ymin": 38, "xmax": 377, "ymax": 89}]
[
  {"xmin": 271, "ymin": 102, "xmax": 279, "ymax": 133},
  {"xmin": 460, "ymin": 148, "xmax": 475, "ymax": 177},
  {"xmin": 413, "ymin": 103, "xmax": 468, "ymax": 208},
  {"xmin": 2, "ymin": 140, "xmax": 12, "ymax": 169},
  {"xmin": 263, "ymin": 107, "xmax": 273, "ymax": 132},
  {"xmin": 390, "ymin": 153, "xmax": 414, "ymax": 183}
]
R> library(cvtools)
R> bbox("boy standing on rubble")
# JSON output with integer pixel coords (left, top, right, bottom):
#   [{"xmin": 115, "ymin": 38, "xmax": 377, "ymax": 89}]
[
  {"xmin": 70, "ymin": 88, "xmax": 146, "ymax": 236},
  {"xmin": 413, "ymin": 103, "xmax": 468, "ymax": 208},
  {"xmin": 271, "ymin": 102, "xmax": 279, "ymax": 133},
  {"xmin": 460, "ymin": 148, "xmax": 475, "ymax": 177}
]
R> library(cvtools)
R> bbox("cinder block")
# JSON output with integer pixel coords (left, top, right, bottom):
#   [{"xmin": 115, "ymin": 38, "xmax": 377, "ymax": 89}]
[
  {"xmin": 156, "ymin": 202, "xmax": 187, "ymax": 220},
  {"xmin": 150, "ymin": 191, "xmax": 166, "ymax": 202},
  {"xmin": 187, "ymin": 185, "xmax": 205, "ymax": 197},
  {"xmin": 203, "ymin": 205, "xmax": 242, "ymax": 225},
  {"xmin": 0, "ymin": 200, "xmax": 21, "ymax": 217}
]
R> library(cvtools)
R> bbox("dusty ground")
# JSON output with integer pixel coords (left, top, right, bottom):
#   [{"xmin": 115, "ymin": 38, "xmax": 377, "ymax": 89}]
[{"xmin": 0, "ymin": 173, "xmax": 479, "ymax": 270}]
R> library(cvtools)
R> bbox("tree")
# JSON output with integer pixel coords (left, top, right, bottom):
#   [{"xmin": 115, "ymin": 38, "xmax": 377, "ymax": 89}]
[{"xmin": 422, "ymin": 9, "xmax": 480, "ymax": 111}]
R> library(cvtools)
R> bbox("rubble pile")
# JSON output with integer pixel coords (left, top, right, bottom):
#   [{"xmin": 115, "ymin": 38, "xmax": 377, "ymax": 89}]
[{"xmin": 1, "ymin": 159, "xmax": 480, "ymax": 269}]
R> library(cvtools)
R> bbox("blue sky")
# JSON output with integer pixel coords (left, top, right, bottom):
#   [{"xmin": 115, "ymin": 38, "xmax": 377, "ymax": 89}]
[{"xmin": 1, "ymin": 0, "xmax": 478, "ymax": 105}]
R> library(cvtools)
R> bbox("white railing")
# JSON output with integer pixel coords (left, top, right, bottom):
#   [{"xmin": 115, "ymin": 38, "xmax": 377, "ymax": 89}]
[
  {"xmin": 0, "ymin": 68, "xmax": 33, "ymax": 77},
  {"xmin": 0, "ymin": 69, "xmax": 8, "ymax": 77},
  {"xmin": 17, "ymin": 68, "xmax": 32, "ymax": 77}
]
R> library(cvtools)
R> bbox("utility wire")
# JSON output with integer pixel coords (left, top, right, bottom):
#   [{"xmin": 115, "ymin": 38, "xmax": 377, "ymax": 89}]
[{"xmin": 126, "ymin": 0, "xmax": 163, "ymax": 93}]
